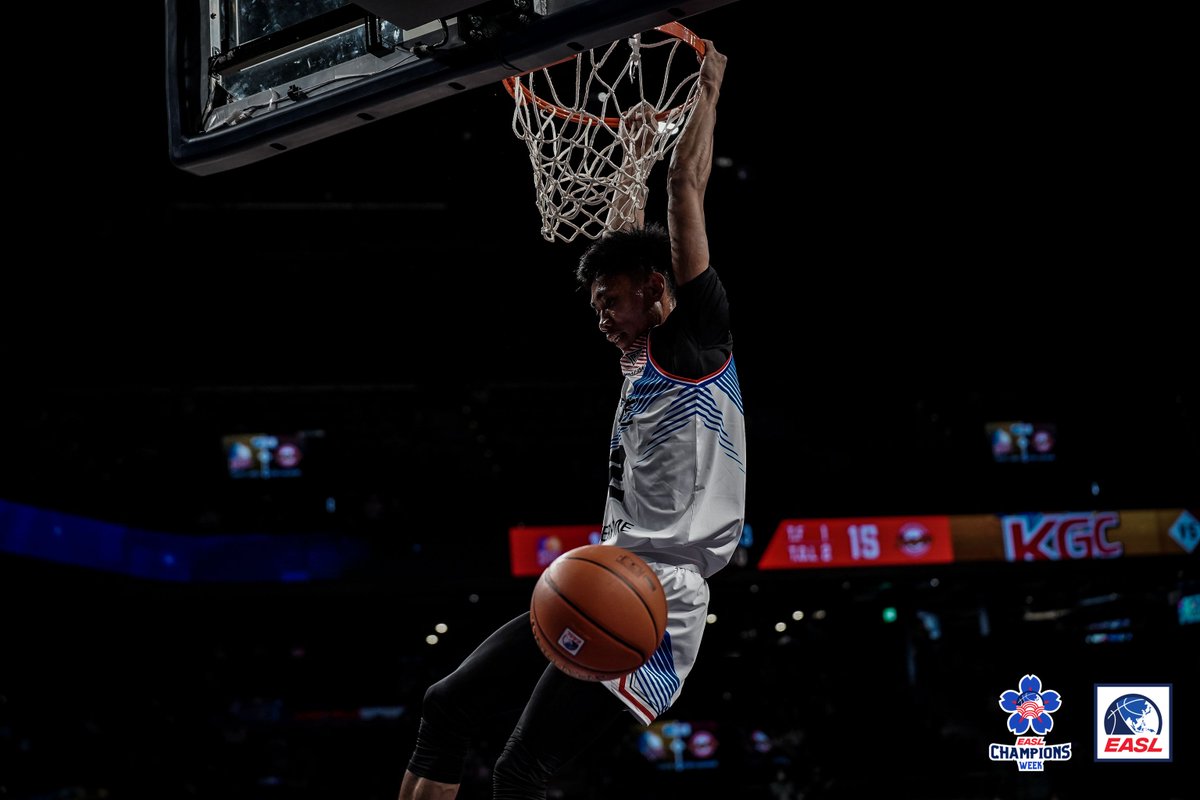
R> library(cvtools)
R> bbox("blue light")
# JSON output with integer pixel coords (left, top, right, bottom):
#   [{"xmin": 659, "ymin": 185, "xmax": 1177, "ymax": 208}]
[{"xmin": 739, "ymin": 523, "xmax": 753, "ymax": 548}]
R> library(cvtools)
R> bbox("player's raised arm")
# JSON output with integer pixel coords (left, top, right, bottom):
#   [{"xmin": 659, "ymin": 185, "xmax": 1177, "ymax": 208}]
[
  {"xmin": 605, "ymin": 101, "xmax": 658, "ymax": 233},
  {"xmin": 667, "ymin": 41, "xmax": 726, "ymax": 287}
]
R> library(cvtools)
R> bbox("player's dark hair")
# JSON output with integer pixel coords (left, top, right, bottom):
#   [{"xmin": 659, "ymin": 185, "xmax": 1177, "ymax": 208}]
[{"xmin": 575, "ymin": 223, "xmax": 674, "ymax": 295}]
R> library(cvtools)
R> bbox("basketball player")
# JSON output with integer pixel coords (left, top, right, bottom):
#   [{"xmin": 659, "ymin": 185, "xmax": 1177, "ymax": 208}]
[{"xmin": 398, "ymin": 41, "xmax": 742, "ymax": 800}]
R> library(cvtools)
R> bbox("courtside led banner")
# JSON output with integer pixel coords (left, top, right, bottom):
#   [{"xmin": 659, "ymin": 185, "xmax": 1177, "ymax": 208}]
[
  {"xmin": 951, "ymin": 509, "xmax": 1196, "ymax": 562},
  {"xmin": 757, "ymin": 509, "xmax": 1197, "ymax": 570},
  {"xmin": 512, "ymin": 510, "xmax": 1195, "ymax": 576},
  {"xmin": 508, "ymin": 524, "xmax": 601, "ymax": 577},
  {"xmin": 758, "ymin": 516, "xmax": 954, "ymax": 570}
]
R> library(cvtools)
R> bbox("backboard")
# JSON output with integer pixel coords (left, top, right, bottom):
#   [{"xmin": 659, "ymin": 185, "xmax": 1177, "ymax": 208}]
[{"xmin": 166, "ymin": 0, "xmax": 741, "ymax": 175}]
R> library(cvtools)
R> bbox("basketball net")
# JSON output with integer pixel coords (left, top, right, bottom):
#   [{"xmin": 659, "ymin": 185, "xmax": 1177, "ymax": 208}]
[{"xmin": 504, "ymin": 24, "xmax": 706, "ymax": 243}]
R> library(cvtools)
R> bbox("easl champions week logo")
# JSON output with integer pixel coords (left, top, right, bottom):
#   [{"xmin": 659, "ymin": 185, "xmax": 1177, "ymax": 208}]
[{"xmin": 988, "ymin": 674, "xmax": 1072, "ymax": 771}]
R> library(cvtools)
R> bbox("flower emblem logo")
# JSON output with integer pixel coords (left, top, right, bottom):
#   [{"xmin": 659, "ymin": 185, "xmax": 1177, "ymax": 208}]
[{"xmin": 998, "ymin": 674, "xmax": 1061, "ymax": 735}]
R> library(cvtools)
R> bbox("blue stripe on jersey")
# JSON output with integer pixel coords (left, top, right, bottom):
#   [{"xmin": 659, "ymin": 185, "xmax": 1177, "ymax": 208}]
[
  {"xmin": 715, "ymin": 359, "xmax": 744, "ymax": 414},
  {"xmin": 641, "ymin": 393, "xmax": 743, "ymax": 468},
  {"xmin": 630, "ymin": 631, "xmax": 681, "ymax": 716},
  {"xmin": 613, "ymin": 359, "xmax": 745, "ymax": 467},
  {"xmin": 628, "ymin": 374, "xmax": 671, "ymax": 416}
]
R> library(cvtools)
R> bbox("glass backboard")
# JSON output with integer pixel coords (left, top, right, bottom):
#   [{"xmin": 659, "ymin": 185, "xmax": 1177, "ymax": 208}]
[{"xmin": 166, "ymin": 0, "xmax": 741, "ymax": 175}]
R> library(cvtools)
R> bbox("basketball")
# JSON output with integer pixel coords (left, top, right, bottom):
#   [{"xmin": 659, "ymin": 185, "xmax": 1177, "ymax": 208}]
[{"xmin": 530, "ymin": 544, "xmax": 668, "ymax": 681}]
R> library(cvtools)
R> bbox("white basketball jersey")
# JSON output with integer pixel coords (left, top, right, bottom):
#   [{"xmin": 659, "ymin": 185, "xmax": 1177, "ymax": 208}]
[
  {"xmin": 599, "ymin": 267, "xmax": 746, "ymax": 578},
  {"xmin": 598, "ymin": 266, "xmax": 745, "ymax": 723}
]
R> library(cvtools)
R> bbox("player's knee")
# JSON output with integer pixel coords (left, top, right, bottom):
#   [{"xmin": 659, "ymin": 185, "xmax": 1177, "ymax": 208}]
[
  {"xmin": 407, "ymin": 679, "xmax": 473, "ymax": 784},
  {"xmin": 422, "ymin": 678, "xmax": 454, "ymax": 723},
  {"xmin": 493, "ymin": 728, "xmax": 556, "ymax": 798}
]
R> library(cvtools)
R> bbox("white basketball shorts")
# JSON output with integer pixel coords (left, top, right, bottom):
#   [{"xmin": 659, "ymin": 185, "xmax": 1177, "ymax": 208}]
[{"xmin": 601, "ymin": 562, "xmax": 710, "ymax": 725}]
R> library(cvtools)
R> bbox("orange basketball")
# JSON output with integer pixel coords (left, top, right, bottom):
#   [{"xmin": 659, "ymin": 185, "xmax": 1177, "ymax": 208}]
[{"xmin": 530, "ymin": 544, "xmax": 668, "ymax": 681}]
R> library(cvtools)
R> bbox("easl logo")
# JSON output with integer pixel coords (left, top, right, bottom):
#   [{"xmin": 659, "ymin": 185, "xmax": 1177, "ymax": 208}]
[{"xmin": 1095, "ymin": 685, "xmax": 1173, "ymax": 762}]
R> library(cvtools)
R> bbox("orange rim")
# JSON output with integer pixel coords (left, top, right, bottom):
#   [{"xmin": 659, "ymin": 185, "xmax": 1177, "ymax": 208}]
[{"xmin": 501, "ymin": 21, "xmax": 706, "ymax": 128}]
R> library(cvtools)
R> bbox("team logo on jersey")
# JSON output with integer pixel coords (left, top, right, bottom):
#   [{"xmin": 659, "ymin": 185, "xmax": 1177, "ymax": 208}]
[
  {"xmin": 988, "ymin": 674, "xmax": 1072, "ymax": 771},
  {"xmin": 557, "ymin": 627, "xmax": 585, "ymax": 655},
  {"xmin": 1095, "ymin": 684, "xmax": 1172, "ymax": 761}
]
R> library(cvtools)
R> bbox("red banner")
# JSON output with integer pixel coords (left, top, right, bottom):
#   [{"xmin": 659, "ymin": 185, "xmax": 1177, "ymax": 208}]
[
  {"xmin": 515, "ymin": 510, "xmax": 1195, "ymax": 575},
  {"xmin": 758, "ymin": 516, "xmax": 954, "ymax": 570},
  {"xmin": 508, "ymin": 524, "xmax": 601, "ymax": 577}
]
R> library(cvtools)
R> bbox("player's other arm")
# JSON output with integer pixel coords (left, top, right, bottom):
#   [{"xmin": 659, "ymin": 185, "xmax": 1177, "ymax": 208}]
[{"xmin": 668, "ymin": 41, "xmax": 726, "ymax": 288}]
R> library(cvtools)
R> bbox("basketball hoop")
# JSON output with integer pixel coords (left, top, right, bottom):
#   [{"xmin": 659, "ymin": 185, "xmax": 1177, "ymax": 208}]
[{"xmin": 503, "ymin": 23, "xmax": 707, "ymax": 243}]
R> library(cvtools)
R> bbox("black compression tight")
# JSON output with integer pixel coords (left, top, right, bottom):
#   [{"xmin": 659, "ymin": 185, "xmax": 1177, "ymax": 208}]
[{"xmin": 407, "ymin": 613, "xmax": 631, "ymax": 799}]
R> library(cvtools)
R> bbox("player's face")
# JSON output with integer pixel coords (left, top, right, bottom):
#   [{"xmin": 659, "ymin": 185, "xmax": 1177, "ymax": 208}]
[{"xmin": 590, "ymin": 273, "xmax": 659, "ymax": 353}]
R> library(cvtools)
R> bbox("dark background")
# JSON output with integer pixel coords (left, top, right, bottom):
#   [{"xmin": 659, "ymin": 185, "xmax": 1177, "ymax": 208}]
[{"xmin": 2, "ymin": 2, "xmax": 1196, "ymax": 799}]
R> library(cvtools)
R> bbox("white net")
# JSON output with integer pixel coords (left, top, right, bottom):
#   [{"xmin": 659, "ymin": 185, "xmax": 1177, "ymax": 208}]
[{"xmin": 506, "ymin": 26, "xmax": 705, "ymax": 243}]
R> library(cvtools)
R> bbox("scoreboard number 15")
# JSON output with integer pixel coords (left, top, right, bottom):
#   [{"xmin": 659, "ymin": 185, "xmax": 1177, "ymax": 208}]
[{"xmin": 847, "ymin": 524, "xmax": 880, "ymax": 560}]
